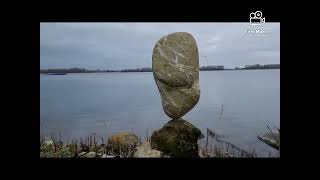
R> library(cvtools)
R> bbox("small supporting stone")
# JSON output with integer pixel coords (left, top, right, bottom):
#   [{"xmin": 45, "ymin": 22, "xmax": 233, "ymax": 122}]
[{"xmin": 150, "ymin": 118, "xmax": 202, "ymax": 158}]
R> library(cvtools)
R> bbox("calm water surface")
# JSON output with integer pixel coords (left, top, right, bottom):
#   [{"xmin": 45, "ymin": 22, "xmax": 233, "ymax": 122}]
[{"xmin": 40, "ymin": 70, "xmax": 280, "ymax": 157}]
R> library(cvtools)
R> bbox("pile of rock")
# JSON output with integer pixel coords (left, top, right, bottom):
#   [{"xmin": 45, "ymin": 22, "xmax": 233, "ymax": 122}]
[
  {"xmin": 151, "ymin": 32, "xmax": 203, "ymax": 158},
  {"xmin": 76, "ymin": 132, "xmax": 138, "ymax": 158}
]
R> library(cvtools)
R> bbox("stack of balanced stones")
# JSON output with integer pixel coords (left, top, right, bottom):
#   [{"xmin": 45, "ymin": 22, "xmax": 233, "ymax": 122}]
[{"xmin": 150, "ymin": 32, "xmax": 203, "ymax": 157}]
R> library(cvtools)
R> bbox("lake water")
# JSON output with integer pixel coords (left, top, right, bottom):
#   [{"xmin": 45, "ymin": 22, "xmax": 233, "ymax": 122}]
[{"xmin": 40, "ymin": 70, "xmax": 280, "ymax": 157}]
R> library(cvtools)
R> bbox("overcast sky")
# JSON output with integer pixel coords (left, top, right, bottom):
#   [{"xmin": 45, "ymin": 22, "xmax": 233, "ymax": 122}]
[{"xmin": 40, "ymin": 23, "xmax": 280, "ymax": 70}]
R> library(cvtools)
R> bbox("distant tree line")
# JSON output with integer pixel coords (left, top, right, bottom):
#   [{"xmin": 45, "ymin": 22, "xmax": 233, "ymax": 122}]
[
  {"xmin": 120, "ymin": 67, "xmax": 152, "ymax": 72},
  {"xmin": 235, "ymin": 64, "xmax": 280, "ymax": 70},
  {"xmin": 199, "ymin": 66, "xmax": 224, "ymax": 71},
  {"xmin": 40, "ymin": 68, "xmax": 118, "ymax": 74},
  {"xmin": 40, "ymin": 64, "xmax": 279, "ymax": 74}
]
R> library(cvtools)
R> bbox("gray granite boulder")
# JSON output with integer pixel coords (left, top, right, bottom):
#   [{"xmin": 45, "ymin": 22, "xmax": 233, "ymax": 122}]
[{"xmin": 152, "ymin": 32, "xmax": 200, "ymax": 118}]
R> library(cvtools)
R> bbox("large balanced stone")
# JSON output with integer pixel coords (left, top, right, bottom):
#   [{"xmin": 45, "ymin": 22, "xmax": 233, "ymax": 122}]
[
  {"xmin": 150, "ymin": 118, "xmax": 202, "ymax": 157},
  {"xmin": 152, "ymin": 32, "xmax": 200, "ymax": 118}
]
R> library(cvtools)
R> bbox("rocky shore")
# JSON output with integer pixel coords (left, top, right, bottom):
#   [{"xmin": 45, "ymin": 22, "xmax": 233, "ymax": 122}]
[{"xmin": 40, "ymin": 127, "xmax": 280, "ymax": 158}]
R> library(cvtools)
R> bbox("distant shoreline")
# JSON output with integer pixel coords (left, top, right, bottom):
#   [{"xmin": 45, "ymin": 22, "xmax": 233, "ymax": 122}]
[{"xmin": 40, "ymin": 67, "xmax": 280, "ymax": 74}]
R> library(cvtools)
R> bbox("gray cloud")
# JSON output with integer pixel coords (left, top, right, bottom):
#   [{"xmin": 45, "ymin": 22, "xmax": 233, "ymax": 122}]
[{"xmin": 40, "ymin": 23, "xmax": 280, "ymax": 69}]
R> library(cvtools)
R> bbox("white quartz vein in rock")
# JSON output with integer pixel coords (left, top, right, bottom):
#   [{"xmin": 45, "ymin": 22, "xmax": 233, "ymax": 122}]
[
  {"xmin": 156, "ymin": 42, "xmax": 165, "ymax": 58},
  {"xmin": 167, "ymin": 47, "xmax": 186, "ymax": 59},
  {"xmin": 177, "ymin": 44, "xmax": 185, "ymax": 50},
  {"xmin": 163, "ymin": 36, "xmax": 167, "ymax": 45},
  {"xmin": 158, "ymin": 81, "xmax": 179, "ymax": 108}
]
